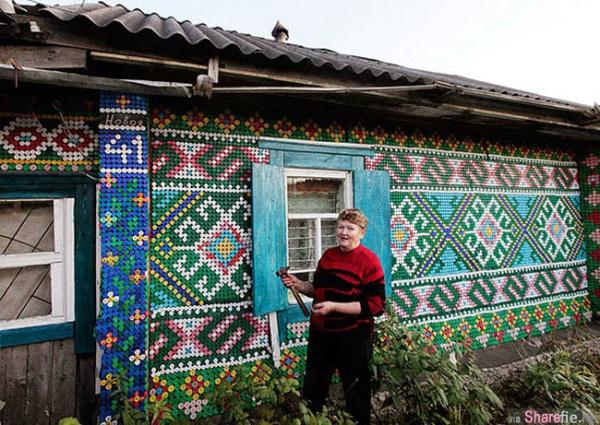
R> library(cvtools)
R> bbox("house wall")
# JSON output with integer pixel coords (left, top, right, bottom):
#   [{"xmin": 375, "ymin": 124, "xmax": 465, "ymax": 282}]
[
  {"xmin": 144, "ymin": 97, "xmax": 591, "ymax": 421},
  {"xmin": 0, "ymin": 340, "xmax": 95, "ymax": 425},
  {"xmin": 1, "ymin": 86, "xmax": 592, "ymax": 423},
  {"xmin": 0, "ymin": 86, "xmax": 98, "ymax": 424}
]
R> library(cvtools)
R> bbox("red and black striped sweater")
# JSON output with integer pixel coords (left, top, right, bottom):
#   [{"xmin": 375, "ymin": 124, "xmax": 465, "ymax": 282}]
[{"xmin": 311, "ymin": 244, "xmax": 385, "ymax": 335}]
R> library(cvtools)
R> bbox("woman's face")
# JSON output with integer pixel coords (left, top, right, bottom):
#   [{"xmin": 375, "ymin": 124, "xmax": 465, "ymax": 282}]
[{"xmin": 336, "ymin": 219, "xmax": 364, "ymax": 252}]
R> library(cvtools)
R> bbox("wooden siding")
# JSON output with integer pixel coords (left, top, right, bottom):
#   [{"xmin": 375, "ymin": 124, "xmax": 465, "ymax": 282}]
[{"xmin": 0, "ymin": 339, "xmax": 96, "ymax": 425}]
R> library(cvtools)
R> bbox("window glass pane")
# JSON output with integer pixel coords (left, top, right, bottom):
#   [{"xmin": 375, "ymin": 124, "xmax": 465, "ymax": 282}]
[
  {"xmin": 0, "ymin": 265, "xmax": 52, "ymax": 321},
  {"xmin": 0, "ymin": 200, "xmax": 54, "ymax": 254},
  {"xmin": 288, "ymin": 219, "xmax": 316, "ymax": 270},
  {"xmin": 321, "ymin": 219, "xmax": 337, "ymax": 255},
  {"xmin": 287, "ymin": 177, "xmax": 343, "ymax": 214}
]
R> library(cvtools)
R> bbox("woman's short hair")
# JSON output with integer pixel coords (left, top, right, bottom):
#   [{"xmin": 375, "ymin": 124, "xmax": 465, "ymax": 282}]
[{"xmin": 337, "ymin": 208, "xmax": 368, "ymax": 230}]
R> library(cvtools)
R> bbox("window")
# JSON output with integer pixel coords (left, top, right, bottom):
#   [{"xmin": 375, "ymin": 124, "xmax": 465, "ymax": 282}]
[
  {"xmin": 0, "ymin": 176, "xmax": 95, "ymax": 352},
  {"xmin": 285, "ymin": 170, "xmax": 351, "ymax": 302},
  {"xmin": 251, "ymin": 138, "xmax": 391, "ymax": 352},
  {"xmin": 0, "ymin": 198, "xmax": 74, "ymax": 329}
]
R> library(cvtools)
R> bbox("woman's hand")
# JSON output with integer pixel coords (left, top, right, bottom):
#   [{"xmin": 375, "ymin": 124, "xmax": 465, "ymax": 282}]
[
  {"xmin": 281, "ymin": 273, "xmax": 303, "ymax": 290},
  {"xmin": 312, "ymin": 301, "xmax": 362, "ymax": 316},
  {"xmin": 280, "ymin": 274, "xmax": 314, "ymax": 297},
  {"xmin": 311, "ymin": 301, "xmax": 337, "ymax": 316}
]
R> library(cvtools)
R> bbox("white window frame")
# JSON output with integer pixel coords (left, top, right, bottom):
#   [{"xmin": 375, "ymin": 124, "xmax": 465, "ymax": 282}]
[
  {"xmin": 0, "ymin": 198, "xmax": 75, "ymax": 330},
  {"xmin": 284, "ymin": 168, "xmax": 352, "ymax": 302}
]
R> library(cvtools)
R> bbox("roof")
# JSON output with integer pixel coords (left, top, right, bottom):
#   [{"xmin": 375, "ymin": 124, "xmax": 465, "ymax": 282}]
[{"xmin": 15, "ymin": 2, "xmax": 590, "ymax": 108}]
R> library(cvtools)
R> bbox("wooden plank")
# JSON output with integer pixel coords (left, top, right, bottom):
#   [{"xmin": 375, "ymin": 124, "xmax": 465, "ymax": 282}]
[
  {"xmin": 251, "ymin": 163, "xmax": 288, "ymax": 316},
  {"xmin": 50, "ymin": 339, "xmax": 76, "ymax": 422},
  {"xmin": 0, "ymin": 64, "xmax": 193, "ymax": 98},
  {"xmin": 13, "ymin": 16, "xmax": 125, "ymax": 55},
  {"xmin": 75, "ymin": 353, "xmax": 97, "ymax": 425},
  {"xmin": 0, "ymin": 323, "xmax": 73, "ymax": 348},
  {"xmin": 0, "ymin": 46, "xmax": 86, "ymax": 70},
  {"xmin": 90, "ymin": 50, "xmax": 207, "ymax": 72},
  {"xmin": 259, "ymin": 138, "xmax": 373, "ymax": 156},
  {"xmin": 24, "ymin": 341, "xmax": 52, "ymax": 425},
  {"xmin": 0, "ymin": 252, "xmax": 61, "ymax": 269},
  {"xmin": 74, "ymin": 183, "xmax": 96, "ymax": 354},
  {"xmin": 0, "ymin": 345, "xmax": 6, "ymax": 413},
  {"xmin": 353, "ymin": 170, "xmax": 392, "ymax": 296},
  {"xmin": 0, "ymin": 344, "xmax": 28, "ymax": 425},
  {"xmin": 284, "ymin": 151, "xmax": 356, "ymax": 170}
]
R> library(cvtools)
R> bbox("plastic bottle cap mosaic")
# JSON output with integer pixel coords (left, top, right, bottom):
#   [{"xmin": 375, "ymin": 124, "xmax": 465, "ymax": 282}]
[{"xmin": 4, "ymin": 90, "xmax": 590, "ymax": 422}]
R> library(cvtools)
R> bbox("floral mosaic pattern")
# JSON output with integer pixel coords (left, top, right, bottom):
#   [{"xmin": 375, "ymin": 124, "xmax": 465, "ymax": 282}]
[
  {"xmin": 580, "ymin": 152, "xmax": 600, "ymax": 315},
  {"xmin": 0, "ymin": 91, "xmax": 98, "ymax": 172},
  {"xmin": 97, "ymin": 92, "xmax": 150, "ymax": 424},
  {"xmin": 149, "ymin": 105, "xmax": 575, "ymax": 160}
]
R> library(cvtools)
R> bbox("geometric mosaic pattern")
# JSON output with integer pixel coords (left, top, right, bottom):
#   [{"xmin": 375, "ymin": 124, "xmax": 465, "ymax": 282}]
[
  {"xmin": 380, "ymin": 147, "xmax": 588, "ymax": 331},
  {"xmin": 3, "ymin": 90, "xmax": 592, "ymax": 422},
  {"xmin": 366, "ymin": 149, "xmax": 579, "ymax": 193},
  {"xmin": 150, "ymin": 136, "xmax": 265, "ymax": 306},
  {"xmin": 149, "ymin": 305, "xmax": 269, "ymax": 368},
  {"xmin": 97, "ymin": 93, "xmax": 149, "ymax": 424},
  {"xmin": 278, "ymin": 294, "xmax": 592, "ymax": 376},
  {"xmin": 151, "ymin": 192, "xmax": 252, "ymax": 306},
  {"xmin": 390, "ymin": 192, "xmax": 585, "ymax": 279},
  {"xmin": 0, "ymin": 90, "xmax": 98, "ymax": 172},
  {"xmin": 147, "ymin": 104, "xmax": 575, "ymax": 164},
  {"xmin": 148, "ymin": 303, "xmax": 271, "ymax": 418},
  {"xmin": 393, "ymin": 264, "xmax": 587, "ymax": 319},
  {"xmin": 149, "ymin": 106, "xmax": 271, "ymax": 420},
  {"xmin": 145, "ymin": 103, "xmax": 590, "ymax": 420},
  {"xmin": 580, "ymin": 152, "xmax": 600, "ymax": 315}
]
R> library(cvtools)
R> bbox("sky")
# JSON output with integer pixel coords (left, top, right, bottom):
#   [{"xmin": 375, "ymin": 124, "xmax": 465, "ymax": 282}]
[{"xmin": 91, "ymin": 1, "xmax": 599, "ymax": 106}]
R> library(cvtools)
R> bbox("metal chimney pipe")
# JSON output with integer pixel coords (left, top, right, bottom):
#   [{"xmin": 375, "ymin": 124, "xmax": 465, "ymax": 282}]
[{"xmin": 271, "ymin": 19, "xmax": 289, "ymax": 43}]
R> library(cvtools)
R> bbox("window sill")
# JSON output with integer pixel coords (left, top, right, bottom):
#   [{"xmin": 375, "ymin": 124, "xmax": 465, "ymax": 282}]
[{"xmin": 0, "ymin": 322, "xmax": 74, "ymax": 348}]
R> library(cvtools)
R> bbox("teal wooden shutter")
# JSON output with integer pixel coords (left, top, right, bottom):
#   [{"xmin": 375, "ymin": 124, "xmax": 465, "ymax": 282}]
[
  {"xmin": 252, "ymin": 163, "xmax": 289, "ymax": 316},
  {"xmin": 74, "ymin": 182, "xmax": 96, "ymax": 353},
  {"xmin": 354, "ymin": 170, "xmax": 392, "ymax": 296}
]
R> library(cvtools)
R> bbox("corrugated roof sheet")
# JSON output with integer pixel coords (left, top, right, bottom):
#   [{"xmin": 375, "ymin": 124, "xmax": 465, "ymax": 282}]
[{"xmin": 26, "ymin": 2, "xmax": 587, "ymax": 108}]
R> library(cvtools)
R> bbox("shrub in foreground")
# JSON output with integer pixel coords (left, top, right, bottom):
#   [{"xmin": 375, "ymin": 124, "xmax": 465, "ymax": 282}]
[
  {"xmin": 209, "ymin": 362, "xmax": 354, "ymax": 425},
  {"xmin": 371, "ymin": 308, "xmax": 503, "ymax": 425}
]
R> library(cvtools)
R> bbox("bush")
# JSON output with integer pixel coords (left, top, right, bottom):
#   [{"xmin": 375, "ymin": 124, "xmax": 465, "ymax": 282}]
[
  {"xmin": 370, "ymin": 308, "xmax": 503, "ymax": 425},
  {"xmin": 208, "ymin": 362, "xmax": 354, "ymax": 425},
  {"xmin": 496, "ymin": 349, "xmax": 600, "ymax": 422}
]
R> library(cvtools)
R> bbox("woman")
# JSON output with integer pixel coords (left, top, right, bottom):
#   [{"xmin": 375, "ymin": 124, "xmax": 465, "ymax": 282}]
[{"xmin": 281, "ymin": 208, "xmax": 385, "ymax": 425}]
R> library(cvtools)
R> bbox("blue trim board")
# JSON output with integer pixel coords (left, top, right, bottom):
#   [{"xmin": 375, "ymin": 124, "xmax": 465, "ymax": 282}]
[
  {"xmin": 259, "ymin": 139, "xmax": 375, "ymax": 157},
  {"xmin": 0, "ymin": 322, "xmax": 74, "ymax": 348},
  {"xmin": 0, "ymin": 189, "xmax": 75, "ymax": 199},
  {"xmin": 284, "ymin": 151, "xmax": 362, "ymax": 171}
]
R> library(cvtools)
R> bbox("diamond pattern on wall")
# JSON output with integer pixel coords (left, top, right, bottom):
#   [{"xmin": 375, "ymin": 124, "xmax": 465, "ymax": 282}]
[
  {"xmin": 391, "ymin": 192, "xmax": 584, "ymax": 281},
  {"xmin": 151, "ymin": 192, "xmax": 252, "ymax": 306}
]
